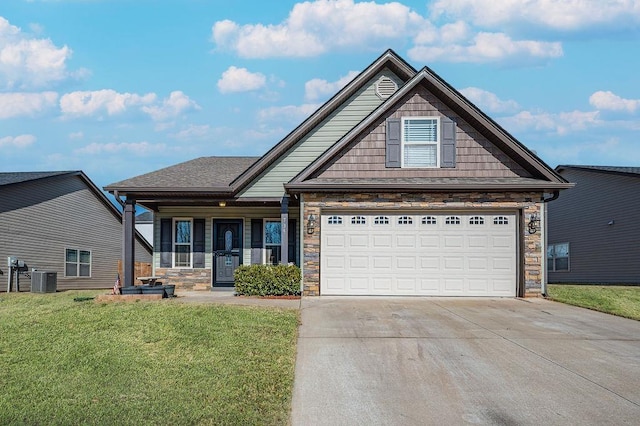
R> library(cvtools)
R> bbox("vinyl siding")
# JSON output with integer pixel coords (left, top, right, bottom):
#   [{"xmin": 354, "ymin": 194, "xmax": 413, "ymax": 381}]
[
  {"xmin": 318, "ymin": 86, "xmax": 532, "ymax": 179},
  {"xmin": 154, "ymin": 206, "xmax": 300, "ymax": 271},
  {"xmin": 238, "ymin": 69, "xmax": 403, "ymax": 198},
  {"xmin": 0, "ymin": 175, "xmax": 151, "ymax": 290},
  {"xmin": 547, "ymin": 169, "xmax": 640, "ymax": 283}
]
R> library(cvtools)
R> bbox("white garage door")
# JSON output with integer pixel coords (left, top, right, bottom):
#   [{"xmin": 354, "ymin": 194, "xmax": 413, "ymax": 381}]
[{"xmin": 320, "ymin": 212, "xmax": 517, "ymax": 296}]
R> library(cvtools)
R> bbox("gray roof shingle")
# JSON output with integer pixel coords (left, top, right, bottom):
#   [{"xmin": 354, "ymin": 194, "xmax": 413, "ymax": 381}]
[
  {"xmin": 105, "ymin": 156, "xmax": 260, "ymax": 191},
  {"xmin": 0, "ymin": 171, "xmax": 75, "ymax": 187},
  {"xmin": 557, "ymin": 165, "xmax": 640, "ymax": 177}
]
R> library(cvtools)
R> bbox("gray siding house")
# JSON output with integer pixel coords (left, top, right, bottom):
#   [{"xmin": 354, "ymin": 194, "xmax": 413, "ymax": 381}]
[
  {"xmin": 547, "ymin": 165, "xmax": 640, "ymax": 284},
  {"xmin": 107, "ymin": 50, "xmax": 572, "ymax": 297},
  {"xmin": 1, "ymin": 171, "xmax": 152, "ymax": 291}
]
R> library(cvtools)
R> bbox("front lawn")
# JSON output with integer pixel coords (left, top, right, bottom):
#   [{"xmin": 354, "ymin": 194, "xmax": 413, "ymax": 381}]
[
  {"xmin": 0, "ymin": 291, "xmax": 299, "ymax": 425},
  {"xmin": 547, "ymin": 284, "xmax": 640, "ymax": 321}
]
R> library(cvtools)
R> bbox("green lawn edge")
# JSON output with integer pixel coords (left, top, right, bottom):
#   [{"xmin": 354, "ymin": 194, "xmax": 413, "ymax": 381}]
[{"xmin": 546, "ymin": 284, "xmax": 640, "ymax": 321}]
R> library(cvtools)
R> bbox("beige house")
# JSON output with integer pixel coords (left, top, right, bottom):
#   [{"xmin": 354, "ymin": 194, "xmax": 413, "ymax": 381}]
[{"xmin": 106, "ymin": 50, "xmax": 571, "ymax": 297}]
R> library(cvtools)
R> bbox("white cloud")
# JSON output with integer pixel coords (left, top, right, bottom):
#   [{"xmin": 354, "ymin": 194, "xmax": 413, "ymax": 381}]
[
  {"xmin": 305, "ymin": 70, "xmax": 359, "ymax": 101},
  {"xmin": 501, "ymin": 109, "xmax": 600, "ymax": 135},
  {"xmin": 409, "ymin": 32, "xmax": 562, "ymax": 64},
  {"xmin": 211, "ymin": 0, "xmax": 425, "ymax": 58},
  {"xmin": 171, "ymin": 124, "xmax": 211, "ymax": 140},
  {"xmin": 459, "ymin": 87, "xmax": 520, "ymax": 113},
  {"xmin": 74, "ymin": 141, "xmax": 163, "ymax": 156},
  {"xmin": 60, "ymin": 89, "xmax": 156, "ymax": 118},
  {"xmin": 69, "ymin": 131, "xmax": 83, "ymax": 139},
  {"xmin": 217, "ymin": 66, "xmax": 267, "ymax": 94},
  {"xmin": 0, "ymin": 134, "xmax": 36, "ymax": 148},
  {"xmin": 0, "ymin": 91, "xmax": 58, "ymax": 119},
  {"xmin": 258, "ymin": 103, "xmax": 321, "ymax": 123},
  {"xmin": 141, "ymin": 91, "xmax": 200, "ymax": 121},
  {"xmin": 589, "ymin": 91, "xmax": 639, "ymax": 113},
  {"xmin": 430, "ymin": 0, "xmax": 640, "ymax": 32},
  {"xmin": 0, "ymin": 17, "xmax": 76, "ymax": 89}
]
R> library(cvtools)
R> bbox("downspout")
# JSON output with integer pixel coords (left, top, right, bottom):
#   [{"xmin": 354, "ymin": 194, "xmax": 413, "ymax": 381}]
[
  {"xmin": 113, "ymin": 190, "xmax": 125, "ymax": 208},
  {"xmin": 540, "ymin": 190, "xmax": 559, "ymax": 297},
  {"xmin": 299, "ymin": 195, "xmax": 305, "ymax": 295}
]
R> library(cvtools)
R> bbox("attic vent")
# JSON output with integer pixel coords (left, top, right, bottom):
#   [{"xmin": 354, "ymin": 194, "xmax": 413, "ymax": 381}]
[{"xmin": 375, "ymin": 76, "xmax": 397, "ymax": 99}]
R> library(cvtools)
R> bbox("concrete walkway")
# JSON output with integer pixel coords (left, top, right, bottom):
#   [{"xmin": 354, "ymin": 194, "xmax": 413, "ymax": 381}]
[{"xmin": 291, "ymin": 297, "xmax": 640, "ymax": 425}]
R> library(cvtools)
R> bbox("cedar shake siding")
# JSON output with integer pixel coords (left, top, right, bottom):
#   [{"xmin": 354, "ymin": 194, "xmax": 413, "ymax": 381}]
[
  {"xmin": 317, "ymin": 87, "xmax": 532, "ymax": 179},
  {"xmin": 547, "ymin": 166, "xmax": 640, "ymax": 284},
  {"xmin": 0, "ymin": 172, "xmax": 152, "ymax": 291}
]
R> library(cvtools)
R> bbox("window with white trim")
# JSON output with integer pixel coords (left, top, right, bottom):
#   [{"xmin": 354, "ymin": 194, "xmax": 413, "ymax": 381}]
[
  {"xmin": 402, "ymin": 117, "xmax": 439, "ymax": 168},
  {"xmin": 327, "ymin": 215, "xmax": 343, "ymax": 225},
  {"xmin": 422, "ymin": 216, "xmax": 437, "ymax": 225},
  {"xmin": 494, "ymin": 216, "xmax": 509, "ymax": 225},
  {"xmin": 65, "ymin": 248, "xmax": 91, "ymax": 277},
  {"xmin": 173, "ymin": 218, "xmax": 192, "ymax": 267},
  {"xmin": 548, "ymin": 243, "xmax": 570, "ymax": 272},
  {"xmin": 351, "ymin": 216, "xmax": 366, "ymax": 225},
  {"xmin": 445, "ymin": 216, "xmax": 461, "ymax": 225},
  {"xmin": 264, "ymin": 219, "xmax": 282, "ymax": 265},
  {"xmin": 374, "ymin": 216, "xmax": 389, "ymax": 225},
  {"xmin": 469, "ymin": 216, "xmax": 485, "ymax": 225},
  {"xmin": 397, "ymin": 216, "xmax": 413, "ymax": 225}
]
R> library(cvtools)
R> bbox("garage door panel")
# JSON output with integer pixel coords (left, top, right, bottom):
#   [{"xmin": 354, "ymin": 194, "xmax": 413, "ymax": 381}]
[{"xmin": 321, "ymin": 212, "xmax": 516, "ymax": 296}]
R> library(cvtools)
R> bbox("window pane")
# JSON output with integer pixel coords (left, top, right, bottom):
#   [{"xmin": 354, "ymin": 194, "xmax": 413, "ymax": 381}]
[
  {"xmin": 404, "ymin": 144, "xmax": 436, "ymax": 167},
  {"xmin": 555, "ymin": 243, "xmax": 569, "ymax": 257},
  {"xmin": 404, "ymin": 118, "xmax": 437, "ymax": 142},
  {"xmin": 266, "ymin": 246, "xmax": 282, "ymax": 265},
  {"xmin": 66, "ymin": 249, "xmax": 77, "ymax": 262},
  {"xmin": 265, "ymin": 221, "xmax": 281, "ymax": 245},
  {"xmin": 175, "ymin": 245, "xmax": 191, "ymax": 267},
  {"xmin": 175, "ymin": 220, "xmax": 191, "ymax": 243},
  {"xmin": 79, "ymin": 250, "xmax": 91, "ymax": 264},
  {"xmin": 65, "ymin": 263, "xmax": 77, "ymax": 277},
  {"xmin": 79, "ymin": 264, "xmax": 90, "ymax": 277},
  {"xmin": 555, "ymin": 258, "xmax": 569, "ymax": 271}
]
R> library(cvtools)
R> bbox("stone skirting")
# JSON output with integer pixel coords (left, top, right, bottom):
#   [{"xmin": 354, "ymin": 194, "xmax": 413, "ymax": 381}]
[
  {"xmin": 155, "ymin": 268, "xmax": 212, "ymax": 291},
  {"xmin": 302, "ymin": 191, "xmax": 544, "ymax": 297}
]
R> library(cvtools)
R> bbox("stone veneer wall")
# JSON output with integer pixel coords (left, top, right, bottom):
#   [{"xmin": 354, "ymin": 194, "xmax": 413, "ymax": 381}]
[
  {"xmin": 302, "ymin": 192, "xmax": 543, "ymax": 297},
  {"xmin": 155, "ymin": 268, "xmax": 212, "ymax": 291}
]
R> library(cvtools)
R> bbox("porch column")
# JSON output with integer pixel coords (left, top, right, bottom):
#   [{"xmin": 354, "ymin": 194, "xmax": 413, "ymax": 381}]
[
  {"xmin": 280, "ymin": 195, "xmax": 289, "ymax": 264},
  {"xmin": 123, "ymin": 198, "xmax": 136, "ymax": 287}
]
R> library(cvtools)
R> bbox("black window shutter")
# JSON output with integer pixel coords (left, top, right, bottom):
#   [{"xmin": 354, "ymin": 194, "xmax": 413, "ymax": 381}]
[
  {"xmin": 385, "ymin": 118, "xmax": 401, "ymax": 168},
  {"xmin": 193, "ymin": 219, "xmax": 205, "ymax": 268},
  {"xmin": 251, "ymin": 219, "xmax": 263, "ymax": 248},
  {"xmin": 441, "ymin": 117, "xmax": 457, "ymax": 168},
  {"xmin": 160, "ymin": 218, "xmax": 172, "ymax": 267},
  {"xmin": 287, "ymin": 219, "xmax": 297, "ymax": 266}
]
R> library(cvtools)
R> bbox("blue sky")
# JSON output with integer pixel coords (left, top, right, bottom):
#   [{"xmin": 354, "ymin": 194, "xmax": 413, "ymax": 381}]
[{"xmin": 1, "ymin": 0, "xmax": 639, "ymax": 191}]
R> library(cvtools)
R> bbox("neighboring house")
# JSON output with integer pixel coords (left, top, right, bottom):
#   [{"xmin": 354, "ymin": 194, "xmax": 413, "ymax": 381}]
[
  {"xmin": 0, "ymin": 171, "xmax": 152, "ymax": 291},
  {"xmin": 106, "ymin": 50, "xmax": 571, "ymax": 297},
  {"xmin": 547, "ymin": 165, "xmax": 640, "ymax": 284},
  {"xmin": 135, "ymin": 210, "xmax": 154, "ymax": 247}
]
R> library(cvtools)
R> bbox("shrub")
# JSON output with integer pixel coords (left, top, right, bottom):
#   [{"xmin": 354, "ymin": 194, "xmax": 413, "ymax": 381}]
[{"xmin": 234, "ymin": 264, "xmax": 301, "ymax": 296}]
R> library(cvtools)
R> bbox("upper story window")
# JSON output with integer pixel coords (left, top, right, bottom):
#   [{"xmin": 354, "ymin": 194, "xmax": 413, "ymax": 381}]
[
  {"xmin": 327, "ymin": 215, "xmax": 343, "ymax": 225},
  {"xmin": 173, "ymin": 218, "xmax": 192, "ymax": 268},
  {"xmin": 402, "ymin": 117, "xmax": 439, "ymax": 168}
]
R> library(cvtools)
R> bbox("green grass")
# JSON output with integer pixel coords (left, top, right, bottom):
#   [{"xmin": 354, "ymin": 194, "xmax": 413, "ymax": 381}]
[
  {"xmin": 0, "ymin": 291, "xmax": 299, "ymax": 425},
  {"xmin": 547, "ymin": 284, "xmax": 640, "ymax": 321}
]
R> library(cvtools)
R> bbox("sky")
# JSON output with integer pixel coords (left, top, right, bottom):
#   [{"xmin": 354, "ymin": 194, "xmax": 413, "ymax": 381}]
[{"xmin": 1, "ymin": 0, "xmax": 639, "ymax": 193}]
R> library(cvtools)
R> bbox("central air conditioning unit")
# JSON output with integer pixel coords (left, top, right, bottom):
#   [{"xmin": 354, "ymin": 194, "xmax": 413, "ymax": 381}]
[{"xmin": 31, "ymin": 271, "xmax": 57, "ymax": 293}]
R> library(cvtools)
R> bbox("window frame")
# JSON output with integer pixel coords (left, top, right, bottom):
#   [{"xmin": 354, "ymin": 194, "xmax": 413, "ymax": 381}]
[
  {"xmin": 64, "ymin": 248, "xmax": 92, "ymax": 278},
  {"xmin": 173, "ymin": 217, "xmax": 193, "ymax": 268},
  {"xmin": 401, "ymin": 116, "xmax": 440, "ymax": 168},
  {"xmin": 548, "ymin": 243, "xmax": 570, "ymax": 272},
  {"xmin": 263, "ymin": 218, "xmax": 282, "ymax": 265}
]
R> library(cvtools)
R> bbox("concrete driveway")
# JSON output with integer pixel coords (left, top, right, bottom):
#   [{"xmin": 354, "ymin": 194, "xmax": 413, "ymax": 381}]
[{"xmin": 291, "ymin": 297, "xmax": 640, "ymax": 425}]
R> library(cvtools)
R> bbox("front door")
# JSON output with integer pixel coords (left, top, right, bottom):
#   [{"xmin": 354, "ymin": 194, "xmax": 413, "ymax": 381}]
[{"xmin": 213, "ymin": 219, "xmax": 243, "ymax": 287}]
